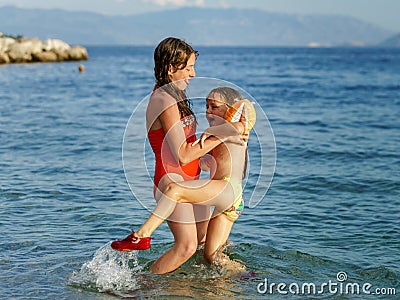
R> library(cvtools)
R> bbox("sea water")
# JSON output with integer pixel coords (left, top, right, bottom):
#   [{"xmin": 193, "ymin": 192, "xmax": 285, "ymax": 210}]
[{"xmin": 1, "ymin": 46, "xmax": 399, "ymax": 299}]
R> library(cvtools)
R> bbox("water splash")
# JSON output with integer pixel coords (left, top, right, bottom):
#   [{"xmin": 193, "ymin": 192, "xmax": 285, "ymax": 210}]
[{"xmin": 67, "ymin": 242, "xmax": 142, "ymax": 293}]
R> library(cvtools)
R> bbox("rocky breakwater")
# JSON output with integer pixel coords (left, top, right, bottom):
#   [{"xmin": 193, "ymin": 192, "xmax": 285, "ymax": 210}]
[{"xmin": 0, "ymin": 34, "xmax": 88, "ymax": 64}]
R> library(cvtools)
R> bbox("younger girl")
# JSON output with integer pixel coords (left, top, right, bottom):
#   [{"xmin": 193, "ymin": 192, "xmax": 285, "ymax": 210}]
[{"xmin": 112, "ymin": 86, "xmax": 255, "ymax": 263}]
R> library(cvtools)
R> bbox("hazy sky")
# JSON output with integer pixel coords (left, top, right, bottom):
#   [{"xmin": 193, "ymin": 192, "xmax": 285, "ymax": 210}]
[{"xmin": 1, "ymin": 0, "xmax": 399, "ymax": 32}]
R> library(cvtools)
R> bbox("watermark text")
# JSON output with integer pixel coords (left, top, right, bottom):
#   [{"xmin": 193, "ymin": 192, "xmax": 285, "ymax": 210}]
[{"xmin": 257, "ymin": 272, "xmax": 397, "ymax": 296}]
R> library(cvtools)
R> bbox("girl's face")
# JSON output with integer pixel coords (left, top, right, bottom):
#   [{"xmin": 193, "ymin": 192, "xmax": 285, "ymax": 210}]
[
  {"xmin": 206, "ymin": 92, "xmax": 228, "ymax": 126},
  {"xmin": 169, "ymin": 53, "xmax": 196, "ymax": 90}
]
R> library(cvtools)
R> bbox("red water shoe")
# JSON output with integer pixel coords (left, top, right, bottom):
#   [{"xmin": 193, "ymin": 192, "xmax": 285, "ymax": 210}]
[{"xmin": 111, "ymin": 229, "xmax": 151, "ymax": 251}]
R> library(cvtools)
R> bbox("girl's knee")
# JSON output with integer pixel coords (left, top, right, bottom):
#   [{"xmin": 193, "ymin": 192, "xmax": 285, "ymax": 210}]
[
  {"xmin": 176, "ymin": 240, "xmax": 198, "ymax": 258},
  {"xmin": 164, "ymin": 182, "xmax": 183, "ymax": 202}
]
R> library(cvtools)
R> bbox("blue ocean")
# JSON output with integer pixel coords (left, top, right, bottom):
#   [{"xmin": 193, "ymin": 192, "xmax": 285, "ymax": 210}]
[{"xmin": 1, "ymin": 46, "xmax": 399, "ymax": 299}]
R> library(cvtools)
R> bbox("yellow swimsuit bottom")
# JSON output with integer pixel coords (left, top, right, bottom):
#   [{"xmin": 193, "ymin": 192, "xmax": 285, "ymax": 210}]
[{"xmin": 221, "ymin": 176, "xmax": 244, "ymax": 221}]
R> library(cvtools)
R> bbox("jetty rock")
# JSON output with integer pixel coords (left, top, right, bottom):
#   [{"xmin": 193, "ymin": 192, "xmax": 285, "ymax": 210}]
[{"xmin": 0, "ymin": 34, "xmax": 88, "ymax": 64}]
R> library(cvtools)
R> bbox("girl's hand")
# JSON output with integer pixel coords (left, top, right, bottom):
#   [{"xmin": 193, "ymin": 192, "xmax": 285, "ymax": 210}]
[
  {"xmin": 224, "ymin": 134, "xmax": 246, "ymax": 146},
  {"xmin": 240, "ymin": 104, "xmax": 249, "ymax": 134},
  {"xmin": 192, "ymin": 131, "xmax": 210, "ymax": 148},
  {"xmin": 230, "ymin": 122, "xmax": 248, "ymax": 143}
]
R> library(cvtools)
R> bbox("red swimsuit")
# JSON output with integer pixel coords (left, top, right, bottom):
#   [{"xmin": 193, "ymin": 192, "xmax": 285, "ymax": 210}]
[{"xmin": 148, "ymin": 114, "xmax": 200, "ymax": 193}]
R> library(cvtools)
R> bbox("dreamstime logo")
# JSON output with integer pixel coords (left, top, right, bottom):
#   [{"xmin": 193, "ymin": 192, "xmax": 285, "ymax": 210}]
[
  {"xmin": 257, "ymin": 272, "xmax": 397, "ymax": 296},
  {"xmin": 122, "ymin": 77, "xmax": 276, "ymax": 222}
]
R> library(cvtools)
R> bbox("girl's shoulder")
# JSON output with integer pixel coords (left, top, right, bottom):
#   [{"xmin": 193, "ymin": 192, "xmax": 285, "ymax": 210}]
[{"xmin": 149, "ymin": 89, "xmax": 178, "ymax": 111}]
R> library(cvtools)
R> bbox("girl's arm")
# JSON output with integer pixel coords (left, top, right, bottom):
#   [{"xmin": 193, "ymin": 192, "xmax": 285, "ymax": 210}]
[
  {"xmin": 153, "ymin": 94, "xmax": 225, "ymax": 165},
  {"xmin": 200, "ymin": 121, "xmax": 244, "ymax": 139},
  {"xmin": 192, "ymin": 121, "xmax": 245, "ymax": 148},
  {"xmin": 160, "ymin": 105, "xmax": 224, "ymax": 165}
]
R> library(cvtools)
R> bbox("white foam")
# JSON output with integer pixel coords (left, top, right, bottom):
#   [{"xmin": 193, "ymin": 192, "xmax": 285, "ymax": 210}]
[{"xmin": 68, "ymin": 242, "xmax": 142, "ymax": 293}]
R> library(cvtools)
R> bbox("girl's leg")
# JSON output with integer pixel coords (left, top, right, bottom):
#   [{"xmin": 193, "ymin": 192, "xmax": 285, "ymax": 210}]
[
  {"xmin": 148, "ymin": 175, "xmax": 199, "ymax": 274},
  {"xmin": 136, "ymin": 179, "xmax": 233, "ymax": 238},
  {"xmin": 204, "ymin": 215, "xmax": 234, "ymax": 263},
  {"xmin": 150, "ymin": 209, "xmax": 210, "ymax": 274},
  {"xmin": 149, "ymin": 206, "xmax": 199, "ymax": 274},
  {"xmin": 194, "ymin": 204, "xmax": 211, "ymax": 244}
]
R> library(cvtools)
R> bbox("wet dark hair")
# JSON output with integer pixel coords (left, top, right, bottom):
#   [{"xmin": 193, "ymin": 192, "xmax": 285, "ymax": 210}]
[{"xmin": 154, "ymin": 37, "xmax": 198, "ymax": 118}]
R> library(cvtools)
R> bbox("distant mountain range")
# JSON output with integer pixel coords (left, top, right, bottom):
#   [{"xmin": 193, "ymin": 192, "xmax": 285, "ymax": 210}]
[
  {"xmin": 379, "ymin": 33, "xmax": 400, "ymax": 47},
  {"xmin": 0, "ymin": 5, "xmax": 397, "ymax": 47}
]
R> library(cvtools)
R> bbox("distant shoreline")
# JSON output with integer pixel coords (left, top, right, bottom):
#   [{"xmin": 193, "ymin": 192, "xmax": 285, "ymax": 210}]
[{"xmin": 0, "ymin": 34, "xmax": 88, "ymax": 64}]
